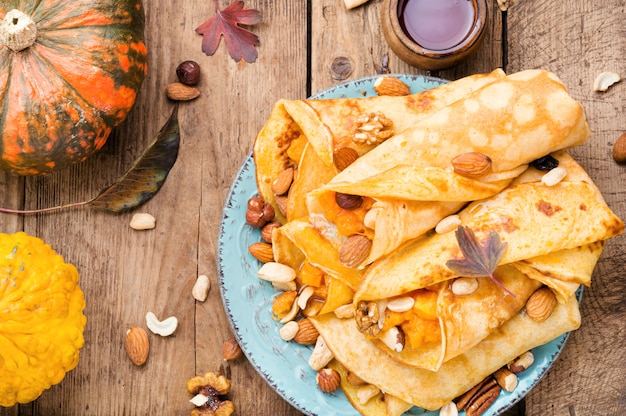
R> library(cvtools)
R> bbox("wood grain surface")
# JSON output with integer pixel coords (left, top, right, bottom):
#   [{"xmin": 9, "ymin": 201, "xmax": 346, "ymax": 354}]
[{"xmin": 1, "ymin": 1, "xmax": 624, "ymax": 415}]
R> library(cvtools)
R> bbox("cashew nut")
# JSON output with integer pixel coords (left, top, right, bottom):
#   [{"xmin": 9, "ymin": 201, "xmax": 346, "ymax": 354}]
[
  {"xmin": 258, "ymin": 262, "xmax": 296, "ymax": 283},
  {"xmin": 279, "ymin": 321, "xmax": 300, "ymax": 341},
  {"xmin": 541, "ymin": 167, "xmax": 567, "ymax": 186},
  {"xmin": 308, "ymin": 336, "xmax": 334, "ymax": 371},
  {"xmin": 192, "ymin": 274, "xmax": 211, "ymax": 302},
  {"xmin": 386, "ymin": 296, "xmax": 415, "ymax": 313},
  {"xmin": 145, "ymin": 311, "xmax": 178, "ymax": 336},
  {"xmin": 130, "ymin": 213, "xmax": 156, "ymax": 230},
  {"xmin": 593, "ymin": 71, "xmax": 621, "ymax": 92},
  {"xmin": 356, "ymin": 384, "xmax": 381, "ymax": 405}
]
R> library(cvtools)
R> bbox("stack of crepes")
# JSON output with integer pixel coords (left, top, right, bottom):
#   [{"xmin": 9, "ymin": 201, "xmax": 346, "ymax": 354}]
[{"xmin": 252, "ymin": 69, "xmax": 624, "ymax": 415}]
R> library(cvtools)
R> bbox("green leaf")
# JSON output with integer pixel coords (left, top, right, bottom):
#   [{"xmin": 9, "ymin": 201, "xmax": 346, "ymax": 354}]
[
  {"xmin": 88, "ymin": 104, "xmax": 180, "ymax": 212},
  {"xmin": 446, "ymin": 226, "xmax": 514, "ymax": 297}
]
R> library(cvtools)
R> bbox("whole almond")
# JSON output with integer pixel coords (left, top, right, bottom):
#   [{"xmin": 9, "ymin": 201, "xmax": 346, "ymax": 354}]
[
  {"xmin": 339, "ymin": 234, "xmax": 372, "ymax": 268},
  {"xmin": 451, "ymin": 152, "xmax": 493, "ymax": 178},
  {"xmin": 613, "ymin": 132, "xmax": 626, "ymax": 163},
  {"xmin": 248, "ymin": 242, "xmax": 274, "ymax": 263},
  {"xmin": 125, "ymin": 327, "xmax": 150, "ymax": 366},
  {"xmin": 373, "ymin": 76, "xmax": 411, "ymax": 96},
  {"xmin": 274, "ymin": 194, "xmax": 289, "ymax": 217},
  {"xmin": 316, "ymin": 368, "xmax": 341, "ymax": 393},
  {"xmin": 272, "ymin": 167, "xmax": 294, "ymax": 195},
  {"xmin": 525, "ymin": 287, "xmax": 557, "ymax": 322},
  {"xmin": 294, "ymin": 318, "xmax": 320, "ymax": 344},
  {"xmin": 334, "ymin": 147, "xmax": 359, "ymax": 171},
  {"xmin": 222, "ymin": 336, "xmax": 244, "ymax": 361},
  {"xmin": 166, "ymin": 82, "xmax": 200, "ymax": 101}
]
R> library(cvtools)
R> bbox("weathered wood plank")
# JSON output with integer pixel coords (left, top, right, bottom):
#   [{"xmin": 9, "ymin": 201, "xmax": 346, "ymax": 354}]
[{"xmin": 507, "ymin": 1, "xmax": 626, "ymax": 415}]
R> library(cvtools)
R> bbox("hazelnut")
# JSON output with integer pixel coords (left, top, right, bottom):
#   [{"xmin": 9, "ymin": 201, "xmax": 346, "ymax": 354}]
[
  {"xmin": 316, "ymin": 368, "xmax": 341, "ymax": 393},
  {"xmin": 335, "ymin": 192, "xmax": 363, "ymax": 210},
  {"xmin": 246, "ymin": 197, "xmax": 275, "ymax": 227},
  {"xmin": 176, "ymin": 60, "xmax": 201, "ymax": 86},
  {"xmin": 260, "ymin": 221, "xmax": 281, "ymax": 243}
]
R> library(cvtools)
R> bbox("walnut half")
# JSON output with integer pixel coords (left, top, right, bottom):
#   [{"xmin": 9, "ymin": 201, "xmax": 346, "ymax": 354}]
[
  {"xmin": 355, "ymin": 300, "xmax": 382, "ymax": 336},
  {"xmin": 352, "ymin": 112, "xmax": 394, "ymax": 145}
]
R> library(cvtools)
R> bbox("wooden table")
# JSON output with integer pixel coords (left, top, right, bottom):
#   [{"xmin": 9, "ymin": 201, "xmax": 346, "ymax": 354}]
[{"xmin": 1, "ymin": 1, "xmax": 625, "ymax": 415}]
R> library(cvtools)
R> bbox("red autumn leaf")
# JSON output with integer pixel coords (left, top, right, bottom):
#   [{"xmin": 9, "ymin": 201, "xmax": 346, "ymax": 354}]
[{"xmin": 196, "ymin": 0, "xmax": 262, "ymax": 63}]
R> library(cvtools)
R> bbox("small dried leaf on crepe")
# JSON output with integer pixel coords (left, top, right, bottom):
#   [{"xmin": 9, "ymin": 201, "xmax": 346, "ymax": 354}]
[
  {"xmin": 310, "ymin": 295, "xmax": 581, "ymax": 411},
  {"xmin": 356, "ymin": 180, "xmax": 624, "ymax": 303}
]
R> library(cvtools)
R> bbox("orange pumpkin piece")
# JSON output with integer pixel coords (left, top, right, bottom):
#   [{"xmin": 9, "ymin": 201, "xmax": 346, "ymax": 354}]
[
  {"xmin": 298, "ymin": 261, "xmax": 324, "ymax": 287},
  {"xmin": 271, "ymin": 290, "xmax": 297, "ymax": 319}
]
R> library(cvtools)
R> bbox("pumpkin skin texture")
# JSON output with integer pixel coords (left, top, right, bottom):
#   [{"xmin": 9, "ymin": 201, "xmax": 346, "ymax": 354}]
[
  {"xmin": 0, "ymin": 232, "xmax": 87, "ymax": 407},
  {"xmin": 0, "ymin": 0, "xmax": 148, "ymax": 175}
]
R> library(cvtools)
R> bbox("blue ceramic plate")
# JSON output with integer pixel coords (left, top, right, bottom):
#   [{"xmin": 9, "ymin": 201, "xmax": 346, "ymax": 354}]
[{"xmin": 217, "ymin": 75, "xmax": 578, "ymax": 416}]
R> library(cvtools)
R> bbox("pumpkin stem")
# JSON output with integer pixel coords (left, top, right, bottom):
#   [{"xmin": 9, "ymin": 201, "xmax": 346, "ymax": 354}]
[{"xmin": 0, "ymin": 9, "xmax": 38, "ymax": 52}]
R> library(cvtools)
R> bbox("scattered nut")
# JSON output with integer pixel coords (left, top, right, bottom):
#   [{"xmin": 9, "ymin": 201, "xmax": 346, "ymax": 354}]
[
  {"xmin": 166, "ymin": 82, "xmax": 200, "ymax": 101},
  {"xmin": 176, "ymin": 60, "xmax": 201, "ymax": 86},
  {"xmin": 508, "ymin": 350, "xmax": 535, "ymax": 374},
  {"xmin": 339, "ymin": 234, "xmax": 372, "ymax": 268},
  {"xmin": 279, "ymin": 320, "xmax": 300, "ymax": 341},
  {"xmin": 187, "ymin": 372, "xmax": 235, "ymax": 416},
  {"xmin": 274, "ymin": 194, "xmax": 289, "ymax": 217},
  {"xmin": 525, "ymin": 286, "xmax": 557, "ymax": 322},
  {"xmin": 451, "ymin": 277, "xmax": 479, "ymax": 296},
  {"xmin": 496, "ymin": 0, "xmax": 508, "ymax": 11},
  {"xmin": 386, "ymin": 296, "xmax": 415, "ymax": 313},
  {"xmin": 493, "ymin": 367, "xmax": 518, "ymax": 392},
  {"xmin": 130, "ymin": 212, "xmax": 156, "ymax": 230},
  {"xmin": 192, "ymin": 274, "xmax": 211, "ymax": 302},
  {"xmin": 125, "ymin": 327, "xmax": 149, "ymax": 366},
  {"xmin": 333, "ymin": 304, "xmax": 355, "ymax": 319},
  {"xmin": 593, "ymin": 71, "xmax": 621, "ymax": 92},
  {"xmin": 145, "ymin": 311, "xmax": 178, "ymax": 337},
  {"xmin": 246, "ymin": 197, "xmax": 275, "ymax": 227},
  {"xmin": 456, "ymin": 377, "xmax": 501, "ymax": 416},
  {"xmin": 613, "ymin": 132, "xmax": 626, "ymax": 164},
  {"xmin": 451, "ymin": 152, "xmax": 493, "ymax": 178},
  {"xmin": 353, "ymin": 112, "xmax": 394, "ymax": 145},
  {"xmin": 248, "ymin": 241, "xmax": 275, "ymax": 263},
  {"xmin": 308, "ymin": 335, "xmax": 334, "ymax": 371},
  {"xmin": 436, "ymin": 214, "xmax": 462, "ymax": 234},
  {"xmin": 355, "ymin": 300, "xmax": 382, "ymax": 337},
  {"xmin": 335, "ymin": 192, "xmax": 363, "ymax": 210},
  {"xmin": 440, "ymin": 401, "xmax": 459, "ymax": 416},
  {"xmin": 316, "ymin": 368, "xmax": 341, "ymax": 393},
  {"xmin": 258, "ymin": 262, "xmax": 297, "ymax": 283},
  {"xmin": 222, "ymin": 336, "xmax": 244, "ymax": 361},
  {"xmin": 356, "ymin": 384, "xmax": 381, "ymax": 405},
  {"xmin": 374, "ymin": 75, "xmax": 411, "ymax": 96},
  {"xmin": 297, "ymin": 286, "xmax": 316, "ymax": 310},
  {"xmin": 541, "ymin": 166, "xmax": 567, "ymax": 186},
  {"xmin": 379, "ymin": 326, "xmax": 405, "ymax": 352},
  {"xmin": 271, "ymin": 167, "xmax": 294, "ymax": 196},
  {"xmin": 294, "ymin": 318, "xmax": 320, "ymax": 345},
  {"xmin": 260, "ymin": 221, "xmax": 281, "ymax": 243},
  {"xmin": 343, "ymin": 0, "xmax": 371, "ymax": 10},
  {"xmin": 334, "ymin": 147, "xmax": 359, "ymax": 171}
]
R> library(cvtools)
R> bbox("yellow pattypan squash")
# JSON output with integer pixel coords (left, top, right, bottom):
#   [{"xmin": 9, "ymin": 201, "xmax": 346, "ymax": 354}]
[{"xmin": 0, "ymin": 232, "xmax": 87, "ymax": 407}]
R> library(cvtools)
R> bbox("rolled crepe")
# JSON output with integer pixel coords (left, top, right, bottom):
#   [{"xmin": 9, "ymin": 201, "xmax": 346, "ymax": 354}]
[
  {"xmin": 311, "ymin": 295, "xmax": 581, "ymax": 411},
  {"xmin": 253, "ymin": 69, "xmax": 506, "ymax": 221},
  {"xmin": 371, "ymin": 265, "xmax": 543, "ymax": 371},
  {"xmin": 307, "ymin": 69, "xmax": 591, "ymax": 264},
  {"xmin": 355, "ymin": 157, "xmax": 624, "ymax": 303}
]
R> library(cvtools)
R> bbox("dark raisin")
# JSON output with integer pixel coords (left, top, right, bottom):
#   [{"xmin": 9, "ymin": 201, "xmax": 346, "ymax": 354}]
[{"xmin": 530, "ymin": 155, "xmax": 559, "ymax": 171}]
